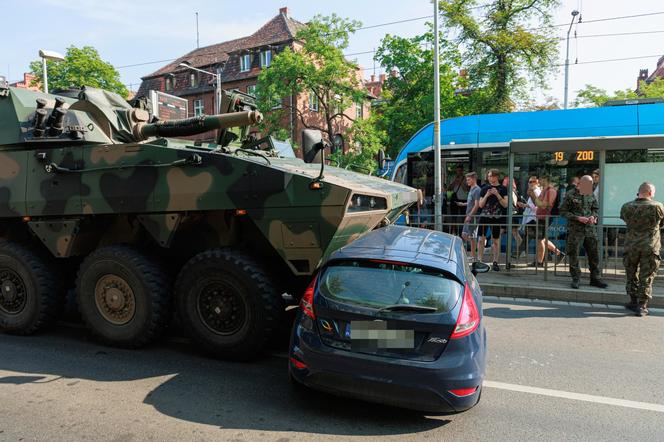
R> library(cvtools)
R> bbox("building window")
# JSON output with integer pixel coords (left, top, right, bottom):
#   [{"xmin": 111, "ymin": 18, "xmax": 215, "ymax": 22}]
[
  {"xmin": 165, "ymin": 76, "xmax": 173, "ymax": 91},
  {"xmin": 247, "ymin": 84, "xmax": 256, "ymax": 96},
  {"xmin": 240, "ymin": 54, "xmax": 251, "ymax": 72},
  {"xmin": 271, "ymin": 97, "xmax": 282, "ymax": 110},
  {"xmin": 190, "ymin": 73, "xmax": 198, "ymax": 88},
  {"xmin": 309, "ymin": 89, "xmax": 319, "ymax": 112},
  {"xmin": 194, "ymin": 99, "xmax": 204, "ymax": 116},
  {"xmin": 355, "ymin": 101, "xmax": 363, "ymax": 119},
  {"xmin": 260, "ymin": 50, "xmax": 272, "ymax": 68}
]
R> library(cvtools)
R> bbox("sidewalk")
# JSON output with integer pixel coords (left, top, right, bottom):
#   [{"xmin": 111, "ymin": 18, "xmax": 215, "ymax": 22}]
[{"xmin": 476, "ymin": 270, "xmax": 664, "ymax": 308}]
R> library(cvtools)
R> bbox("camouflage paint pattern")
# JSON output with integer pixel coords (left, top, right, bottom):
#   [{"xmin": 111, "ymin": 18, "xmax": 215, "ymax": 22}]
[
  {"xmin": 560, "ymin": 187, "xmax": 601, "ymax": 281},
  {"xmin": 0, "ymin": 84, "xmax": 418, "ymax": 281},
  {"xmin": 620, "ymin": 198, "xmax": 664, "ymax": 302}
]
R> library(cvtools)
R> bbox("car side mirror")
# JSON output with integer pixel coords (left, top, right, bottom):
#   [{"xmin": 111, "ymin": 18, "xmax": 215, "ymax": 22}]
[
  {"xmin": 471, "ymin": 261, "xmax": 491, "ymax": 276},
  {"xmin": 302, "ymin": 129, "xmax": 325, "ymax": 164}
]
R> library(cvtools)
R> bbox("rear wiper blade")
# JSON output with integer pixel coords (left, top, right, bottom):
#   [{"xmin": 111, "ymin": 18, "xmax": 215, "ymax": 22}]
[{"xmin": 378, "ymin": 304, "xmax": 437, "ymax": 313}]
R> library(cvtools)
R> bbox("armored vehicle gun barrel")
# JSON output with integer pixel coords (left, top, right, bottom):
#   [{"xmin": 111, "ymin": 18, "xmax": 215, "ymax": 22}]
[{"xmin": 134, "ymin": 110, "xmax": 262, "ymax": 140}]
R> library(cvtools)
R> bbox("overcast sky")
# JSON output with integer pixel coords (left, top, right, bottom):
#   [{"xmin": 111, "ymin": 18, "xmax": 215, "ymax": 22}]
[{"xmin": 2, "ymin": 0, "xmax": 663, "ymax": 106}]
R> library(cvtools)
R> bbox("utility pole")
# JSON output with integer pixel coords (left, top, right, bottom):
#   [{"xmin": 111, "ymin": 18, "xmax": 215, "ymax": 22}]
[
  {"xmin": 196, "ymin": 12, "xmax": 200, "ymax": 49},
  {"xmin": 563, "ymin": 10, "xmax": 580, "ymax": 109},
  {"xmin": 433, "ymin": 0, "xmax": 442, "ymax": 231}
]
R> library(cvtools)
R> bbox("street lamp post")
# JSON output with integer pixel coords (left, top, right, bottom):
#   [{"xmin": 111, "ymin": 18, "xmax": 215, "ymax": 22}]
[
  {"xmin": 178, "ymin": 61, "xmax": 221, "ymax": 114},
  {"xmin": 38, "ymin": 49, "xmax": 65, "ymax": 94},
  {"xmin": 563, "ymin": 10, "xmax": 580, "ymax": 110},
  {"xmin": 433, "ymin": 0, "xmax": 443, "ymax": 231}
]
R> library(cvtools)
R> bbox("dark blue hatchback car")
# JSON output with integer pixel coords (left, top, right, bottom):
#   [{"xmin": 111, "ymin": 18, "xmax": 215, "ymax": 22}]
[{"xmin": 288, "ymin": 225, "xmax": 489, "ymax": 413}]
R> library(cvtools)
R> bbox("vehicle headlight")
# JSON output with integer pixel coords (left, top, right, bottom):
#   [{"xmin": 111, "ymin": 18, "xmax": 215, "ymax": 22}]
[{"xmin": 347, "ymin": 194, "xmax": 387, "ymax": 212}]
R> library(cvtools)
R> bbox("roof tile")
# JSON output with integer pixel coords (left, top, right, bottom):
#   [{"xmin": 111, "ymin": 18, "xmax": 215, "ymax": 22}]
[{"xmin": 142, "ymin": 11, "xmax": 306, "ymax": 80}]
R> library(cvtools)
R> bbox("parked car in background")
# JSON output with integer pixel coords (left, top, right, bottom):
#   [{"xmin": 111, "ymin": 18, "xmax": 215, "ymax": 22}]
[{"xmin": 288, "ymin": 225, "xmax": 489, "ymax": 413}]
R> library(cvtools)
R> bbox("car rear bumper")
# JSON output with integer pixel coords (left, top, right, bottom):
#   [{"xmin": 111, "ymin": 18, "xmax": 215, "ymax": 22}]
[{"xmin": 289, "ymin": 322, "xmax": 486, "ymax": 413}]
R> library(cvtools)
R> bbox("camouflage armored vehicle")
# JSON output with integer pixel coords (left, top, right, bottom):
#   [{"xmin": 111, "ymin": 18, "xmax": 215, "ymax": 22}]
[{"xmin": 0, "ymin": 81, "xmax": 418, "ymax": 359}]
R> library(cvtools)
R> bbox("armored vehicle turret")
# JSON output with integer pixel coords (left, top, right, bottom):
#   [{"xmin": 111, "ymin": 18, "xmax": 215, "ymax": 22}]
[{"xmin": 0, "ymin": 83, "xmax": 418, "ymax": 359}]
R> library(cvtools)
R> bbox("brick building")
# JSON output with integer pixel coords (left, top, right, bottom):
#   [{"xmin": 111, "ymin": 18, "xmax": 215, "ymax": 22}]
[
  {"xmin": 137, "ymin": 7, "xmax": 381, "ymax": 151},
  {"xmin": 636, "ymin": 55, "xmax": 664, "ymax": 88},
  {"xmin": 9, "ymin": 73, "xmax": 40, "ymax": 91}
]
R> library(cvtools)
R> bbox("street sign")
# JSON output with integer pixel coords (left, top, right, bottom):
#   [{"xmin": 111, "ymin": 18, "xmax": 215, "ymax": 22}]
[{"xmin": 149, "ymin": 90, "xmax": 188, "ymax": 120}]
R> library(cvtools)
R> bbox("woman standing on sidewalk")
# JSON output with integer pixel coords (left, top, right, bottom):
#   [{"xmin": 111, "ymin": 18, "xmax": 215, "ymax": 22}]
[{"xmin": 528, "ymin": 174, "xmax": 565, "ymax": 267}]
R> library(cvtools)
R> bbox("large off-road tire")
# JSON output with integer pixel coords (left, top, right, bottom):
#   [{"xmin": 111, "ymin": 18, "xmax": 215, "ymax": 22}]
[
  {"xmin": 75, "ymin": 245, "xmax": 171, "ymax": 348},
  {"xmin": 0, "ymin": 240, "xmax": 62, "ymax": 335},
  {"xmin": 175, "ymin": 248, "xmax": 281, "ymax": 361}
]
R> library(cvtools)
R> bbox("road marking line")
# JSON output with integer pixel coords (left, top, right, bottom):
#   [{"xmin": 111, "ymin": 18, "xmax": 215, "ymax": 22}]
[{"xmin": 484, "ymin": 380, "xmax": 664, "ymax": 413}]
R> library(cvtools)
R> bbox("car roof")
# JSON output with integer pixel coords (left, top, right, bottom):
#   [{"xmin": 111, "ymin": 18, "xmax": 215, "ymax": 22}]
[{"xmin": 328, "ymin": 225, "xmax": 466, "ymax": 283}]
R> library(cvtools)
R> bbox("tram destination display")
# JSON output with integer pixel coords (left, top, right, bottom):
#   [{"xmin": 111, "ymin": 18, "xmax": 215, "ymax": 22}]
[{"xmin": 552, "ymin": 150, "xmax": 595, "ymax": 162}]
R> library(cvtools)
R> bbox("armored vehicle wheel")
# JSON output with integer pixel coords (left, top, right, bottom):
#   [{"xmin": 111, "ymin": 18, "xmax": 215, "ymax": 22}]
[
  {"xmin": 175, "ymin": 248, "xmax": 281, "ymax": 361},
  {"xmin": 0, "ymin": 240, "xmax": 62, "ymax": 335},
  {"xmin": 76, "ymin": 246, "xmax": 171, "ymax": 348}
]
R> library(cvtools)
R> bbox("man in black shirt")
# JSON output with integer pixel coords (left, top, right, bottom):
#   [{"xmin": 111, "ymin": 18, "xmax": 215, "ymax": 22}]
[{"xmin": 478, "ymin": 169, "xmax": 509, "ymax": 271}]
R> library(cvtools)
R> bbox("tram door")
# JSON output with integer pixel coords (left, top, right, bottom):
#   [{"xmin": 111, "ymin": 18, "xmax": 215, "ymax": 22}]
[{"xmin": 442, "ymin": 150, "xmax": 471, "ymax": 233}]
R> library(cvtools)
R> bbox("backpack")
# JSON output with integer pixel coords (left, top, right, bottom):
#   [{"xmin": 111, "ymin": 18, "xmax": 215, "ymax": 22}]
[{"xmin": 550, "ymin": 190, "xmax": 560, "ymax": 216}]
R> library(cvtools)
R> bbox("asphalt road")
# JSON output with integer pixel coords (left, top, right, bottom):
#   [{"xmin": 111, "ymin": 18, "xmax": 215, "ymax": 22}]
[{"xmin": 0, "ymin": 299, "xmax": 663, "ymax": 442}]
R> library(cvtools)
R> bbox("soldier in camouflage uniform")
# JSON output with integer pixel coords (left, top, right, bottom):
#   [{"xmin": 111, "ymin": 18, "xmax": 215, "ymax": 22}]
[
  {"xmin": 560, "ymin": 175, "xmax": 608, "ymax": 289},
  {"xmin": 620, "ymin": 182, "xmax": 664, "ymax": 317}
]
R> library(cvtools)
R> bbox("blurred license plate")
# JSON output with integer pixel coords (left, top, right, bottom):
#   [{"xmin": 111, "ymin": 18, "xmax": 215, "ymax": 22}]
[{"xmin": 349, "ymin": 321, "xmax": 414, "ymax": 349}]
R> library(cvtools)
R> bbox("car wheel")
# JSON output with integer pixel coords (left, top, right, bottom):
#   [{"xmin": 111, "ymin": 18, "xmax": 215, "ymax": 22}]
[
  {"xmin": 175, "ymin": 248, "xmax": 281, "ymax": 361},
  {"xmin": 76, "ymin": 245, "xmax": 171, "ymax": 348},
  {"xmin": 0, "ymin": 240, "xmax": 62, "ymax": 334}
]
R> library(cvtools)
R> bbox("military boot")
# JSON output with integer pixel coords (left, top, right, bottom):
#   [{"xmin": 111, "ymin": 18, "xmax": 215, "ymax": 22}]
[
  {"xmin": 636, "ymin": 302, "xmax": 649, "ymax": 317},
  {"xmin": 590, "ymin": 279, "xmax": 608, "ymax": 289},
  {"xmin": 625, "ymin": 298, "xmax": 639, "ymax": 313}
]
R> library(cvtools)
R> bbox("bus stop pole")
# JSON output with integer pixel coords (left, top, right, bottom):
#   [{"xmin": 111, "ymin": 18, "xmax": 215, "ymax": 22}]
[
  {"xmin": 506, "ymin": 152, "xmax": 514, "ymax": 271},
  {"xmin": 433, "ymin": 0, "xmax": 443, "ymax": 232},
  {"xmin": 598, "ymin": 149, "xmax": 606, "ymax": 274}
]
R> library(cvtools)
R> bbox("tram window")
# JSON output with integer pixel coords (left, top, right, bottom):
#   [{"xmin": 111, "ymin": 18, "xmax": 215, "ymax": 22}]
[
  {"xmin": 513, "ymin": 150, "xmax": 599, "ymax": 200},
  {"xmin": 607, "ymin": 149, "xmax": 664, "ymax": 163},
  {"xmin": 476, "ymin": 149, "xmax": 509, "ymax": 182}
]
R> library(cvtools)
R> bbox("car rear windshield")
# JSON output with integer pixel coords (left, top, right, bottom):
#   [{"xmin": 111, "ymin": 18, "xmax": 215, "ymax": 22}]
[{"xmin": 318, "ymin": 260, "xmax": 462, "ymax": 313}]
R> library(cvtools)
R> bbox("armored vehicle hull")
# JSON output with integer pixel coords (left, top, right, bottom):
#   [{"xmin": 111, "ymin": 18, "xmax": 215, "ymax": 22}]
[{"xmin": 0, "ymin": 84, "xmax": 418, "ymax": 359}]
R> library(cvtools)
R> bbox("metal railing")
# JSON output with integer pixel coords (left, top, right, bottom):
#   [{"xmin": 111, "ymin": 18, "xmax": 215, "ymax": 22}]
[{"xmin": 406, "ymin": 210, "xmax": 664, "ymax": 282}]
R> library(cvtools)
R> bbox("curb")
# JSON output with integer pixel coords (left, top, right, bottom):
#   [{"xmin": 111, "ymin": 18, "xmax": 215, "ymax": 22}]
[{"xmin": 481, "ymin": 283, "xmax": 664, "ymax": 309}]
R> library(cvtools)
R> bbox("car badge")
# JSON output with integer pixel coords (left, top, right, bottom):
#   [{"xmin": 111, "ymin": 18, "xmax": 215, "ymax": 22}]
[
  {"xmin": 344, "ymin": 323, "xmax": 351, "ymax": 339},
  {"xmin": 427, "ymin": 337, "xmax": 448, "ymax": 344},
  {"xmin": 320, "ymin": 319, "xmax": 333, "ymax": 332}
]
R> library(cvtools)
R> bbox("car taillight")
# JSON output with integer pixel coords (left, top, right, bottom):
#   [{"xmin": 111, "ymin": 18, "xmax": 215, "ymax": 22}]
[
  {"xmin": 300, "ymin": 274, "xmax": 318, "ymax": 319},
  {"xmin": 450, "ymin": 283, "xmax": 480, "ymax": 339},
  {"xmin": 448, "ymin": 386, "xmax": 478, "ymax": 397},
  {"xmin": 290, "ymin": 356, "xmax": 308, "ymax": 370}
]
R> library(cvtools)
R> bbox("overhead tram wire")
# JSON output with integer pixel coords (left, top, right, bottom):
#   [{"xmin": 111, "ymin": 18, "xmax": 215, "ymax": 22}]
[
  {"xmin": 561, "ymin": 29, "xmax": 664, "ymax": 40},
  {"xmin": 531, "ymin": 10, "xmax": 664, "ymax": 31},
  {"xmin": 116, "ymin": 6, "xmax": 493, "ymax": 70},
  {"xmin": 553, "ymin": 54, "xmax": 663, "ymax": 67},
  {"xmin": 116, "ymin": 9, "xmax": 664, "ymax": 72}
]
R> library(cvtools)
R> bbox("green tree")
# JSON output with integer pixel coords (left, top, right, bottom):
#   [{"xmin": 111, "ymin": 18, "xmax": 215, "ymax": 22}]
[
  {"xmin": 255, "ymin": 14, "xmax": 367, "ymax": 145},
  {"xmin": 573, "ymin": 84, "xmax": 612, "ymax": 107},
  {"xmin": 329, "ymin": 115, "xmax": 386, "ymax": 175},
  {"xmin": 440, "ymin": 0, "xmax": 560, "ymax": 113},
  {"xmin": 520, "ymin": 95, "xmax": 560, "ymax": 111},
  {"xmin": 30, "ymin": 46, "xmax": 128, "ymax": 98},
  {"xmin": 374, "ymin": 31, "xmax": 470, "ymax": 157},
  {"xmin": 575, "ymin": 78, "xmax": 664, "ymax": 107}
]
